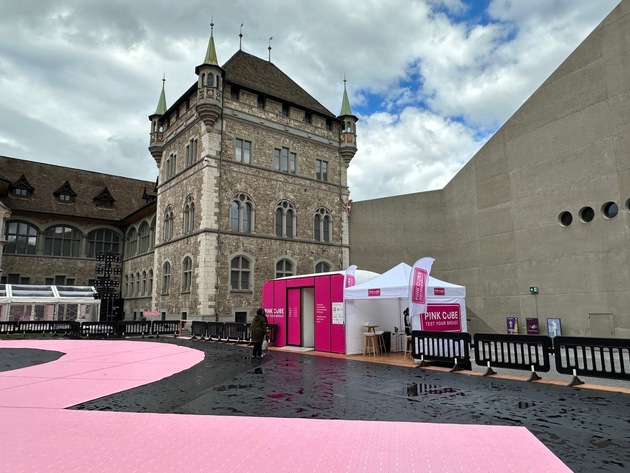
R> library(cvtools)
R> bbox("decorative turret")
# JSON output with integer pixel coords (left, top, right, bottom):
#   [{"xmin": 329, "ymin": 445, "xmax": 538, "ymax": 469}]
[
  {"xmin": 148, "ymin": 76, "xmax": 167, "ymax": 167},
  {"xmin": 195, "ymin": 22, "xmax": 224, "ymax": 131},
  {"xmin": 338, "ymin": 78, "xmax": 358, "ymax": 167}
]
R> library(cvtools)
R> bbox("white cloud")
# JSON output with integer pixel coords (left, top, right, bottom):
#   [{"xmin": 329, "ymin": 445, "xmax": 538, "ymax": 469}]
[{"xmin": 0, "ymin": 0, "xmax": 620, "ymax": 198}]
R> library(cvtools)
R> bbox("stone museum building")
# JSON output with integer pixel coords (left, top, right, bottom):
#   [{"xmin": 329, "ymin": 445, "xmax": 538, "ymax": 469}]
[
  {"xmin": 0, "ymin": 27, "xmax": 357, "ymax": 323},
  {"xmin": 1, "ymin": 1, "xmax": 629, "ymax": 336}
]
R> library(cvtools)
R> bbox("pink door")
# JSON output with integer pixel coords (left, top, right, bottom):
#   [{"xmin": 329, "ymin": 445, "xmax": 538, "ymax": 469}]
[{"xmin": 287, "ymin": 288, "xmax": 301, "ymax": 346}]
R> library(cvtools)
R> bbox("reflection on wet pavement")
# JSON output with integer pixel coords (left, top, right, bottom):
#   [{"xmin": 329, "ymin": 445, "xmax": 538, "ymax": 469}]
[{"xmin": 71, "ymin": 338, "xmax": 630, "ymax": 473}]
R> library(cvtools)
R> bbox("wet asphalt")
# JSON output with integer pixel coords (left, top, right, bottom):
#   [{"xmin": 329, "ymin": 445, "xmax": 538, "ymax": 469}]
[{"xmin": 3, "ymin": 339, "xmax": 628, "ymax": 473}]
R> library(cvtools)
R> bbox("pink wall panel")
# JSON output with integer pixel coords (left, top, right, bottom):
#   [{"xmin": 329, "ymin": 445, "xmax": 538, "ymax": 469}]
[
  {"xmin": 314, "ymin": 276, "xmax": 331, "ymax": 352},
  {"xmin": 287, "ymin": 288, "xmax": 302, "ymax": 345},
  {"xmin": 330, "ymin": 274, "xmax": 346, "ymax": 354},
  {"xmin": 262, "ymin": 280, "xmax": 288, "ymax": 346},
  {"xmin": 287, "ymin": 277, "xmax": 314, "ymax": 288}
]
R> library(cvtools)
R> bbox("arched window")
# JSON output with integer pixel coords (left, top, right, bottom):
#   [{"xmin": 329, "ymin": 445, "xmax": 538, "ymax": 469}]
[
  {"xmin": 4, "ymin": 221, "xmax": 38, "ymax": 254},
  {"xmin": 138, "ymin": 222, "xmax": 150, "ymax": 253},
  {"xmin": 87, "ymin": 228, "xmax": 121, "ymax": 258},
  {"xmin": 182, "ymin": 256, "xmax": 192, "ymax": 292},
  {"xmin": 183, "ymin": 195, "xmax": 195, "ymax": 234},
  {"xmin": 275, "ymin": 259, "xmax": 294, "ymax": 278},
  {"xmin": 313, "ymin": 208, "xmax": 331, "ymax": 242},
  {"xmin": 315, "ymin": 261, "xmax": 331, "ymax": 273},
  {"xmin": 43, "ymin": 225, "xmax": 81, "ymax": 257},
  {"xmin": 148, "ymin": 269, "xmax": 153, "ymax": 294},
  {"xmin": 142, "ymin": 270, "xmax": 147, "ymax": 296},
  {"xmin": 162, "ymin": 262, "xmax": 171, "ymax": 295},
  {"xmin": 230, "ymin": 193, "xmax": 253, "ymax": 233},
  {"xmin": 135, "ymin": 271, "xmax": 141, "ymax": 296},
  {"xmin": 230, "ymin": 256, "xmax": 251, "ymax": 291},
  {"xmin": 163, "ymin": 206, "xmax": 174, "ymax": 241},
  {"xmin": 150, "ymin": 218, "xmax": 156, "ymax": 250},
  {"xmin": 275, "ymin": 200, "xmax": 296, "ymax": 238},
  {"xmin": 124, "ymin": 274, "xmax": 129, "ymax": 297},
  {"xmin": 126, "ymin": 228, "xmax": 137, "ymax": 257}
]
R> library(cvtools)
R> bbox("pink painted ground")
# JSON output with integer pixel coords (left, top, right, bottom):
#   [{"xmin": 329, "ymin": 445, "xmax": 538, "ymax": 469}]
[{"xmin": 0, "ymin": 340, "xmax": 571, "ymax": 472}]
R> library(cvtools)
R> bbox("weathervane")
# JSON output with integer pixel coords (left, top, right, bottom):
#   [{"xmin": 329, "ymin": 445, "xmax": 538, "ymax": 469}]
[
  {"xmin": 268, "ymin": 37, "xmax": 273, "ymax": 62},
  {"xmin": 239, "ymin": 23, "xmax": 244, "ymax": 50}
]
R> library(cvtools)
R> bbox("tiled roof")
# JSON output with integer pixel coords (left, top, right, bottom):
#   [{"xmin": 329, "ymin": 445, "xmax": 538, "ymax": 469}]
[
  {"xmin": 222, "ymin": 50, "xmax": 336, "ymax": 118},
  {"xmin": 0, "ymin": 156, "xmax": 155, "ymax": 222}
]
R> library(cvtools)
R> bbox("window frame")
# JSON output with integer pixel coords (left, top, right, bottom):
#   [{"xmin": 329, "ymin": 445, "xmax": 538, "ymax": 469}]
[
  {"xmin": 230, "ymin": 255, "xmax": 251, "ymax": 292},
  {"xmin": 235, "ymin": 138, "xmax": 252, "ymax": 164}
]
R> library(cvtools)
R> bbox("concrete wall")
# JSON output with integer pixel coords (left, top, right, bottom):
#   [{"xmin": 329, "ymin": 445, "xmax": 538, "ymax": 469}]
[{"xmin": 351, "ymin": 0, "xmax": 630, "ymax": 337}]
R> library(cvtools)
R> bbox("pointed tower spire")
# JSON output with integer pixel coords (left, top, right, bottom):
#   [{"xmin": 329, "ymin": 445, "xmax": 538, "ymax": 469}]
[
  {"xmin": 338, "ymin": 76, "xmax": 358, "ymax": 168},
  {"xmin": 148, "ymin": 75, "xmax": 167, "ymax": 167},
  {"xmin": 340, "ymin": 76, "xmax": 353, "ymax": 116},
  {"xmin": 203, "ymin": 21, "xmax": 219, "ymax": 66},
  {"xmin": 155, "ymin": 74, "xmax": 167, "ymax": 115},
  {"xmin": 195, "ymin": 21, "xmax": 225, "ymax": 131}
]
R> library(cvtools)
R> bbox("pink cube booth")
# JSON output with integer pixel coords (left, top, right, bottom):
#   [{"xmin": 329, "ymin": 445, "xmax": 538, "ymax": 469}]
[{"xmin": 262, "ymin": 270, "xmax": 378, "ymax": 354}]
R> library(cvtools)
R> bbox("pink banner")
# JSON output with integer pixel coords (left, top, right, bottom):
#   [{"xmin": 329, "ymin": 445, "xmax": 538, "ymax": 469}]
[
  {"xmin": 421, "ymin": 303, "xmax": 462, "ymax": 331},
  {"xmin": 408, "ymin": 257, "xmax": 435, "ymax": 331},
  {"xmin": 344, "ymin": 265, "xmax": 357, "ymax": 288}
]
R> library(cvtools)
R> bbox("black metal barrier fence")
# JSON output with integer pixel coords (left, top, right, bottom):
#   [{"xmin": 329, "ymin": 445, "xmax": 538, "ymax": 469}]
[
  {"xmin": 411, "ymin": 330, "xmax": 630, "ymax": 385},
  {"xmin": 473, "ymin": 333, "xmax": 552, "ymax": 381},
  {"xmin": 553, "ymin": 336, "xmax": 630, "ymax": 382},
  {"xmin": 411, "ymin": 330, "xmax": 472, "ymax": 371},
  {"xmin": 189, "ymin": 321, "xmax": 278, "ymax": 344},
  {"xmin": 0, "ymin": 320, "xmax": 182, "ymax": 339}
]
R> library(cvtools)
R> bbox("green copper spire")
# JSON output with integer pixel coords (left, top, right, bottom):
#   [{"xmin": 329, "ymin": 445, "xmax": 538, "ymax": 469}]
[
  {"xmin": 203, "ymin": 22, "xmax": 219, "ymax": 65},
  {"xmin": 154, "ymin": 75, "xmax": 167, "ymax": 115},
  {"xmin": 340, "ymin": 78, "xmax": 353, "ymax": 116}
]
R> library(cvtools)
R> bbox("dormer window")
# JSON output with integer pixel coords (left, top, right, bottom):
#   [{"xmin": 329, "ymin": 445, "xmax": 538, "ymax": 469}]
[
  {"xmin": 12, "ymin": 187, "xmax": 30, "ymax": 198},
  {"xmin": 93, "ymin": 187, "xmax": 115, "ymax": 209},
  {"xmin": 53, "ymin": 181, "xmax": 77, "ymax": 204},
  {"xmin": 10, "ymin": 174, "xmax": 34, "ymax": 198}
]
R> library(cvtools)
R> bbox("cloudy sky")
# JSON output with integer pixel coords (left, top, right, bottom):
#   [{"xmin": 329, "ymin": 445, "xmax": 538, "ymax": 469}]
[{"xmin": 0, "ymin": 1, "xmax": 620, "ymax": 201}]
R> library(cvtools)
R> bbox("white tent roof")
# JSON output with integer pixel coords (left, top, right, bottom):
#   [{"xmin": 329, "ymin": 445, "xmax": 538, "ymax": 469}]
[{"xmin": 344, "ymin": 262, "xmax": 465, "ymax": 300}]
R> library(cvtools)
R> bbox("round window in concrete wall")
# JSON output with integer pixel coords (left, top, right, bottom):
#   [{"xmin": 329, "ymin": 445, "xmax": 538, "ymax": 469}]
[
  {"xmin": 579, "ymin": 206, "xmax": 594, "ymax": 223},
  {"xmin": 625, "ymin": 198, "xmax": 630, "ymax": 212},
  {"xmin": 558, "ymin": 211, "xmax": 573, "ymax": 227},
  {"xmin": 602, "ymin": 201, "xmax": 619, "ymax": 219}
]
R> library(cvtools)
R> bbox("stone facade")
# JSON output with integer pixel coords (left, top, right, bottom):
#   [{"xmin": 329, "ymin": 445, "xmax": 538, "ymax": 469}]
[
  {"xmin": 350, "ymin": 1, "xmax": 630, "ymax": 337},
  {"xmin": 147, "ymin": 42, "xmax": 356, "ymax": 322},
  {"xmin": 0, "ymin": 33, "xmax": 356, "ymax": 325}
]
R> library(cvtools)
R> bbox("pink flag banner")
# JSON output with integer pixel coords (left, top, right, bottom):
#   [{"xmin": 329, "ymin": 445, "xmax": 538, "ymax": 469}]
[
  {"xmin": 408, "ymin": 257, "xmax": 435, "ymax": 330},
  {"xmin": 344, "ymin": 265, "xmax": 357, "ymax": 289}
]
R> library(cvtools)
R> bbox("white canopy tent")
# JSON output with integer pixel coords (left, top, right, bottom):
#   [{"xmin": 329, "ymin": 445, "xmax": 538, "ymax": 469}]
[{"xmin": 343, "ymin": 263, "xmax": 467, "ymax": 355}]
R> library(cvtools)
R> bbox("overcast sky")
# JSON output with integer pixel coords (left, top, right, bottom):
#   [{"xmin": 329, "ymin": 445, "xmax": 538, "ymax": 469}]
[{"xmin": 0, "ymin": 0, "xmax": 619, "ymax": 201}]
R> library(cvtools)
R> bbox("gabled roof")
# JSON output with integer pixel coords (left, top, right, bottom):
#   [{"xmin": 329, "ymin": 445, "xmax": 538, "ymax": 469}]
[
  {"xmin": 0, "ymin": 156, "xmax": 155, "ymax": 221},
  {"xmin": 222, "ymin": 50, "xmax": 335, "ymax": 118},
  {"xmin": 12, "ymin": 174, "xmax": 35, "ymax": 192}
]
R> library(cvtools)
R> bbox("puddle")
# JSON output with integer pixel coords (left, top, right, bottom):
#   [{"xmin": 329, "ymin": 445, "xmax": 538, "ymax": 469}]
[{"xmin": 405, "ymin": 382, "xmax": 463, "ymax": 397}]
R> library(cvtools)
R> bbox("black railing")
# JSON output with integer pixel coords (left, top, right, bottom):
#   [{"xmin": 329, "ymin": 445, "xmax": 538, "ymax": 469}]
[
  {"xmin": 473, "ymin": 333, "xmax": 552, "ymax": 381},
  {"xmin": 554, "ymin": 336, "xmax": 630, "ymax": 384},
  {"xmin": 118, "ymin": 321, "xmax": 151, "ymax": 338},
  {"xmin": 411, "ymin": 330, "xmax": 472, "ymax": 371},
  {"xmin": 0, "ymin": 321, "xmax": 18, "ymax": 334},
  {"xmin": 152, "ymin": 320, "xmax": 181, "ymax": 337}
]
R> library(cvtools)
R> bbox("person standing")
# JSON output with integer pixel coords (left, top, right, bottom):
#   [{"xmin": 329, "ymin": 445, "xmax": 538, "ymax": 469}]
[{"xmin": 251, "ymin": 308, "xmax": 268, "ymax": 358}]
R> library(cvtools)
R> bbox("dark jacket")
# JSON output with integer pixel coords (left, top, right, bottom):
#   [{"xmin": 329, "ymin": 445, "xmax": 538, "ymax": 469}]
[{"xmin": 251, "ymin": 314, "xmax": 267, "ymax": 342}]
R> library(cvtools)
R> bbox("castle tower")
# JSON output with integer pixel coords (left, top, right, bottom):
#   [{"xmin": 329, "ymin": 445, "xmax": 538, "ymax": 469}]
[
  {"xmin": 338, "ymin": 79, "xmax": 358, "ymax": 167},
  {"xmin": 195, "ymin": 23, "xmax": 224, "ymax": 131},
  {"xmin": 148, "ymin": 76, "xmax": 167, "ymax": 167}
]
